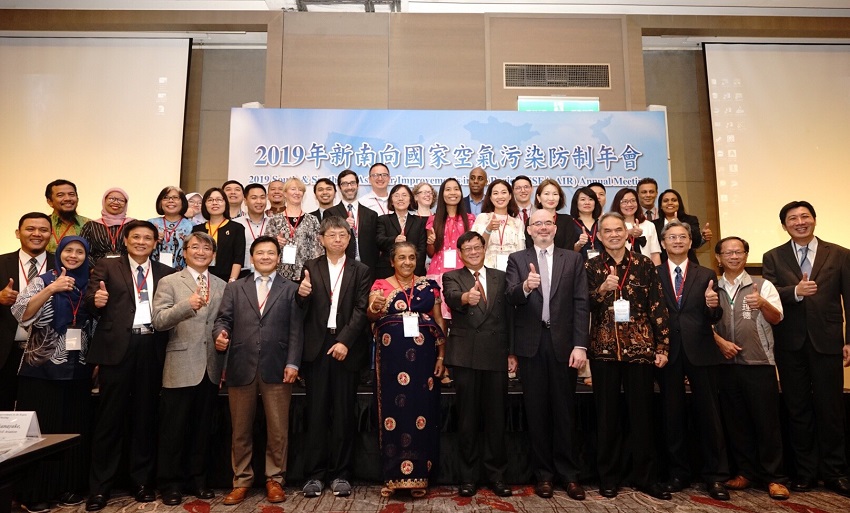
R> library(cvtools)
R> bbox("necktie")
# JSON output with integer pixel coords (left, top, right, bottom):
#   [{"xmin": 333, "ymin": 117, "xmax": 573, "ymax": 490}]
[
  {"xmin": 674, "ymin": 266, "xmax": 683, "ymax": 307},
  {"xmin": 347, "ymin": 204, "xmax": 360, "ymax": 260},
  {"xmin": 473, "ymin": 271, "xmax": 487, "ymax": 303},
  {"xmin": 539, "ymin": 249, "xmax": 550, "ymax": 323},
  {"xmin": 27, "ymin": 257, "xmax": 38, "ymax": 283},
  {"xmin": 645, "ymin": 209, "xmax": 654, "ymax": 221},
  {"xmin": 137, "ymin": 265, "xmax": 149, "ymax": 302},
  {"xmin": 799, "ymin": 246, "xmax": 812, "ymax": 276},
  {"xmin": 198, "ymin": 273, "xmax": 208, "ymax": 303},
  {"xmin": 521, "ymin": 208, "xmax": 528, "ymax": 224},
  {"xmin": 258, "ymin": 276, "xmax": 269, "ymax": 314}
]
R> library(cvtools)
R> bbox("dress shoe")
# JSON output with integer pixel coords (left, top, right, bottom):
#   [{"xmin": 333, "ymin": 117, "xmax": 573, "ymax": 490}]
[
  {"xmin": 663, "ymin": 477, "xmax": 687, "ymax": 493},
  {"xmin": 535, "ymin": 481, "xmax": 554, "ymax": 499},
  {"xmin": 725, "ymin": 475, "xmax": 751, "ymax": 490},
  {"xmin": 639, "ymin": 483, "xmax": 672, "ymax": 500},
  {"xmin": 707, "ymin": 481, "xmax": 730, "ymax": 501},
  {"xmin": 768, "ymin": 482, "xmax": 790, "ymax": 500},
  {"xmin": 184, "ymin": 487, "xmax": 215, "ymax": 500},
  {"xmin": 825, "ymin": 477, "xmax": 850, "ymax": 498},
  {"xmin": 58, "ymin": 492, "xmax": 86, "ymax": 506},
  {"xmin": 330, "ymin": 478, "xmax": 351, "ymax": 497},
  {"xmin": 565, "ymin": 482, "xmax": 585, "ymax": 501},
  {"xmin": 599, "ymin": 484, "xmax": 618, "ymax": 498},
  {"xmin": 134, "ymin": 485, "xmax": 156, "ymax": 503},
  {"xmin": 266, "ymin": 480, "xmax": 286, "ymax": 503},
  {"xmin": 489, "ymin": 481, "xmax": 512, "ymax": 497},
  {"xmin": 161, "ymin": 489, "xmax": 183, "ymax": 506},
  {"xmin": 302, "ymin": 480, "xmax": 324, "ymax": 498},
  {"xmin": 223, "ymin": 487, "xmax": 249, "ymax": 505},
  {"xmin": 790, "ymin": 478, "xmax": 815, "ymax": 492},
  {"xmin": 85, "ymin": 495, "xmax": 109, "ymax": 512},
  {"xmin": 22, "ymin": 502, "xmax": 50, "ymax": 513},
  {"xmin": 458, "ymin": 482, "xmax": 477, "ymax": 497}
]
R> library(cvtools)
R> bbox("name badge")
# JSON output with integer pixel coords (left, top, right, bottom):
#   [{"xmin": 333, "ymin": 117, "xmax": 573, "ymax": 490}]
[
  {"xmin": 613, "ymin": 298, "xmax": 630, "ymax": 323},
  {"xmin": 402, "ymin": 312, "xmax": 419, "ymax": 338},
  {"xmin": 587, "ymin": 250, "xmax": 600, "ymax": 260},
  {"xmin": 65, "ymin": 328, "xmax": 82, "ymax": 351},
  {"xmin": 443, "ymin": 249, "xmax": 458, "ymax": 269},
  {"xmin": 159, "ymin": 252, "xmax": 174, "ymax": 267},
  {"xmin": 135, "ymin": 301, "xmax": 152, "ymax": 325},
  {"xmin": 495, "ymin": 254, "xmax": 509, "ymax": 272},
  {"xmin": 282, "ymin": 244, "xmax": 297, "ymax": 265}
]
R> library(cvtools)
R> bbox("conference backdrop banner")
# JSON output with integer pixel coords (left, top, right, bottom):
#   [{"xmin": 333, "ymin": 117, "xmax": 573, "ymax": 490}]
[{"xmin": 228, "ymin": 108, "xmax": 670, "ymax": 209}]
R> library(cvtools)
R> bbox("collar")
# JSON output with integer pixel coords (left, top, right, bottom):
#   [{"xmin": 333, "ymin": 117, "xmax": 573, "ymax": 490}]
[
  {"xmin": 253, "ymin": 271, "xmax": 276, "ymax": 284},
  {"xmin": 792, "ymin": 238, "xmax": 818, "ymax": 254},
  {"xmin": 720, "ymin": 271, "xmax": 748, "ymax": 288},
  {"xmin": 533, "ymin": 243, "xmax": 555, "ymax": 255},
  {"xmin": 128, "ymin": 256, "xmax": 151, "ymax": 270},
  {"xmin": 18, "ymin": 250, "xmax": 47, "ymax": 266}
]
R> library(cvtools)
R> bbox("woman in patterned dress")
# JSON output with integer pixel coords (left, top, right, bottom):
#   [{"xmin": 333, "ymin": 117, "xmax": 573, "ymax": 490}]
[
  {"xmin": 149, "ymin": 186, "xmax": 194, "ymax": 269},
  {"xmin": 368, "ymin": 242, "xmax": 446, "ymax": 498},
  {"xmin": 79, "ymin": 187, "xmax": 134, "ymax": 265},
  {"xmin": 264, "ymin": 177, "xmax": 323, "ymax": 281}
]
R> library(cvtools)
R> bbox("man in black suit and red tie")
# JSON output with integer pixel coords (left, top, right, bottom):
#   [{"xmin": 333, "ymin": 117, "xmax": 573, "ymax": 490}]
[
  {"xmin": 326, "ymin": 169, "xmax": 378, "ymax": 269},
  {"xmin": 762, "ymin": 200, "xmax": 850, "ymax": 497},
  {"xmin": 296, "ymin": 216, "xmax": 372, "ymax": 498},
  {"xmin": 505, "ymin": 209, "xmax": 589, "ymax": 501}
]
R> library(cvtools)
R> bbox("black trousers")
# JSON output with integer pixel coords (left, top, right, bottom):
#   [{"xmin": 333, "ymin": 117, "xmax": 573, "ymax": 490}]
[
  {"xmin": 452, "ymin": 365, "xmax": 508, "ymax": 484},
  {"xmin": 0, "ymin": 345, "xmax": 23, "ymax": 411}
]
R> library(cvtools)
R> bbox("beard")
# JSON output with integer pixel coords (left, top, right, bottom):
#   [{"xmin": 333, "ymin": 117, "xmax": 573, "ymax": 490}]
[{"xmin": 58, "ymin": 209, "xmax": 78, "ymax": 223}]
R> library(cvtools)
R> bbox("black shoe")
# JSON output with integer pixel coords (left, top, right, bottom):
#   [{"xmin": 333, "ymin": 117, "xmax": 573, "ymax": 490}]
[
  {"xmin": 183, "ymin": 486, "xmax": 215, "ymax": 500},
  {"xmin": 134, "ymin": 485, "xmax": 156, "ymax": 503},
  {"xmin": 22, "ymin": 503, "xmax": 50, "ymax": 513},
  {"xmin": 599, "ymin": 484, "xmax": 618, "ymax": 498},
  {"xmin": 161, "ymin": 489, "xmax": 182, "ymax": 506},
  {"xmin": 535, "ymin": 481, "xmax": 554, "ymax": 499},
  {"xmin": 565, "ymin": 482, "xmax": 585, "ymax": 501},
  {"xmin": 825, "ymin": 477, "xmax": 850, "ymax": 498},
  {"xmin": 707, "ymin": 481, "xmax": 730, "ymax": 501},
  {"xmin": 791, "ymin": 478, "xmax": 815, "ymax": 492},
  {"xmin": 639, "ymin": 484, "xmax": 672, "ymax": 500},
  {"xmin": 489, "ymin": 481, "xmax": 512, "ymax": 497},
  {"xmin": 57, "ymin": 492, "xmax": 86, "ymax": 506},
  {"xmin": 458, "ymin": 482, "xmax": 476, "ymax": 497},
  {"xmin": 663, "ymin": 477, "xmax": 688, "ymax": 493},
  {"xmin": 85, "ymin": 495, "xmax": 109, "ymax": 512}
]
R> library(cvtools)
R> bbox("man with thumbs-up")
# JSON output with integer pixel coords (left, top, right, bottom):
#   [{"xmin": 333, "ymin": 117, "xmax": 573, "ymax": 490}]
[
  {"xmin": 763, "ymin": 200, "xmax": 850, "ymax": 498},
  {"xmin": 506, "ymin": 209, "xmax": 589, "ymax": 500}
]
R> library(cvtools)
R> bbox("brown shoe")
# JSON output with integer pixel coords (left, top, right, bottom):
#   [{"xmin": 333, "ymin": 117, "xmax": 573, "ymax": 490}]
[
  {"xmin": 768, "ymin": 482, "xmax": 790, "ymax": 500},
  {"xmin": 223, "ymin": 487, "xmax": 249, "ymax": 505},
  {"xmin": 725, "ymin": 475, "xmax": 751, "ymax": 490},
  {"xmin": 266, "ymin": 480, "xmax": 286, "ymax": 503}
]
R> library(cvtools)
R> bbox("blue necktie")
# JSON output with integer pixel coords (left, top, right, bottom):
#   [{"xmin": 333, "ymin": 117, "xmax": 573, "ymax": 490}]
[
  {"xmin": 137, "ymin": 265, "xmax": 149, "ymax": 302},
  {"xmin": 674, "ymin": 266, "xmax": 683, "ymax": 307},
  {"xmin": 799, "ymin": 246, "xmax": 812, "ymax": 276}
]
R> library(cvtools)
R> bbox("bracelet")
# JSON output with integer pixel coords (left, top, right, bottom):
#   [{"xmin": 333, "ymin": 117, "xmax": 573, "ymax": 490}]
[
  {"xmin": 437, "ymin": 356, "xmax": 444, "ymax": 360},
  {"xmin": 484, "ymin": 228, "xmax": 492, "ymax": 234}
]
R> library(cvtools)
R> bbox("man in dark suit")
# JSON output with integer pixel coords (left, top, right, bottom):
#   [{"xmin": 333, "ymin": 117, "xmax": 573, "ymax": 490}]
[
  {"xmin": 443, "ymin": 231, "xmax": 511, "ymax": 498},
  {"xmin": 326, "ymin": 169, "xmax": 378, "ymax": 268},
  {"xmin": 0, "ymin": 212, "xmax": 53, "ymax": 411},
  {"xmin": 463, "ymin": 167, "xmax": 488, "ymax": 216},
  {"xmin": 505, "ymin": 209, "xmax": 589, "ymax": 500},
  {"xmin": 656, "ymin": 220, "xmax": 729, "ymax": 500},
  {"xmin": 296, "ymin": 216, "xmax": 371, "ymax": 498},
  {"xmin": 213, "ymin": 236, "xmax": 303, "ymax": 505},
  {"xmin": 310, "ymin": 178, "xmax": 337, "ymax": 223},
  {"xmin": 762, "ymin": 200, "xmax": 850, "ymax": 497},
  {"xmin": 84, "ymin": 220, "xmax": 177, "ymax": 511}
]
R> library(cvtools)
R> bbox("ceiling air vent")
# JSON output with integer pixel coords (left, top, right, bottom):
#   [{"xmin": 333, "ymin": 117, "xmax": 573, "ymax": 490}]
[{"xmin": 504, "ymin": 63, "xmax": 610, "ymax": 89}]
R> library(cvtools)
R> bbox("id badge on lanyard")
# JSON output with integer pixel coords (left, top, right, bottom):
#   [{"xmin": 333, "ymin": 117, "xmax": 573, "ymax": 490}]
[
  {"xmin": 613, "ymin": 297, "xmax": 630, "ymax": 323},
  {"xmin": 65, "ymin": 327, "xmax": 82, "ymax": 350},
  {"xmin": 282, "ymin": 244, "xmax": 297, "ymax": 265},
  {"xmin": 402, "ymin": 312, "xmax": 419, "ymax": 337}
]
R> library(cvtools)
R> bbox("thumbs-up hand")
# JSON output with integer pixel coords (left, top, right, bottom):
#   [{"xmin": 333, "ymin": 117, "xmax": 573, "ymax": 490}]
[
  {"xmin": 394, "ymin": 234, "xmax": 407, "ymax": 243},
  {"xmin": 188, "ymin": 284, "xmax": 206, "ymax": 311},
  {"xmin": 466, "ymin": 284, "xmax": 482, "ymax": 306},
  {"xmin": 599, "ymin": 266, "xmax": 619, "ymax": 293},
  {"xmin": 745, "ymin": 282, "xmax": 762, "ymax": 309},
  {"xmin": 701, "ymin": 222, "xmax": 713, "ymax": 243},
  {"xmin": 628, "ymin": 224, "xmax": 643, "ymax": 238},
  {"xmin": 487, "ymin": 214, "xmax": 501, "ymax": 233},
  {"xmin": 797, "ymin": 272, "xmax": 817, "ymax": 297},
  {"xmin": 705, "ymin": 279, "xmax": 719, "ymax": 308},
  {"xmin": 94, "ymin": 281, "xmax": 109, "ymax": 308},
  {"xmin": 298, "ymin": 270, "xmax": 312, "ymax": 298},
  {"xmin": 370, "ymin": 289, "xmax": 386, "ymax": 313},
  {"xmin": 215, "ymin": 329, "xmax": 230, "ymax": 351},
  {"xmin": 576, "ymin": 232, "xmax": 589, "ymax": 247},
  {"xmin": 426, "ymin": 228, "xmax": 436, "ymax": 245},
  {"xmin": 525, "ymin": 263, "xmax": 541, "ymax": 291},
  {"xmin": 0, "ymin": 278, "xmax": 17, "ymax": 306},
  {"xmin": 345, "ymin": 209, "xmax": 356, "ymax": 229},
  {"xmin": 50, "ymin": 267, "xmax": 75, "ymax": 294}
]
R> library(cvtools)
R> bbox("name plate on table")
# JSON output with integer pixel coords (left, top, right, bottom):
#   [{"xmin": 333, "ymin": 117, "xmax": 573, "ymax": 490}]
[{"xmin": 0, "ymin": 411, "xmax": 41, "ymax": 441}]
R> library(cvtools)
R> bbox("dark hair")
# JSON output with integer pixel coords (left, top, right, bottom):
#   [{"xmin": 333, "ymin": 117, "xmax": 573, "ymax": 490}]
[
  {"xmin": 155, "ymin": 186, "xmax": 189, "ymax": 216},
  {"xmin": 18, "ymin": 212, "xmax": 51, "ymax": 229},
  {"xmin": 122, "ymin": 219, "xmax": 159, "ymax": 241},
  {"xmin": 659, "ymin": 218, "xmax": 692, "ymax": 239},
  {"xmin": 433, "ymin": 178, "xmax": 471, "ymax": 252},
  {"xmin": 221, "ymin": 180, "xmax": 244, "ymax": 193},
  {"xmin": 779, "ymin": 200, "xmax": 816, "ymax": 224},
  {"xmin": 609, "ymin": 188, "xmax": 645, "ymax": 223},
  {"xmin": 319, "ymin": 215, "xmax": 350, "ymax": 235},
  {"xmin": 200, "ymin": 187, "xmax": 229, "ymax": 220},
  {"xmin": 533, "ymin": 179, "xmax": 565, "ymax": 211},
  {"xmin": 44, "ymin": 179, "xmax": 78, "ymax": 200},
  {"xmin": 183, "ymin": 231, "xmax": 218, "ymax": 253},
  {"xmin": 313, "ymin": 178, "xmax": 337, "ymax": 195},
  {"xmin": 338, "ymin": 169, "xmax": 357, "ymax": 185},
  {"xmin": 587, "ymin": 182, "xmax": 606, "ymax": 191},
  {"xmin": 369, "ymin": 162, "xmax": 389, "ymax": 176},
  {"xmin": 244, "ymin": 183, "xmax": 266, "ymax": 196},
  {"xmin": 250, "ymin": 235, "xmax": 280, "ymax": 256},
  {"xmin": 636, "ymin": 177, "xmax": 658, "ymax": 190},
  {"xmin": 456, "ymin": 230, "xmax": 485, "ymax": 250},
  {"xmin": 715, "ymin": 236, "xmax": 749, "ymax": 255},
  {"xmin": 569, "ymin": 187, "xmax": 601, "ymax": 218},
  {"xmin": 511, "ymin": 175, "xmax": 532, "ymax": 188},
  {"xmin": 658, "ymin": 189, "xmax": 688, "ymax": 219},
  {"xmin": 481, "ymin": 179, "xmax": 518, "ymax": 217},
  {"xmin": 389, "ymin": 241, "xmax": 417, "ymax": 261},
  {"xmin": 387, "ymin": 184, "xmax": 414, "ymax": 212}
]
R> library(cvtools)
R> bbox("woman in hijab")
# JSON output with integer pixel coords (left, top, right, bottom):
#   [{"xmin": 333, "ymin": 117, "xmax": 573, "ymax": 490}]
[
  {"xmin": 12, "ymin": 236, "xmax": 95, "ymax": 509},
  {"xmin": 80, "ymin": 187, "xmax": 134, "ymax": 265},
  {"xmin": 185, "ymin": 191, "xmax": 206, "ymax": 225}
]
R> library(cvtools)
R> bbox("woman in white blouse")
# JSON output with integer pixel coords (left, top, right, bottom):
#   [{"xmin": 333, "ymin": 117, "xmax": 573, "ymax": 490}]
[
  {"xmin": 471, "ymin": 179, "xmax": 525, "ymax": 271},
  {"xmin": 610, "ymin": 187, "xmax": 662, "ymax": 265}
]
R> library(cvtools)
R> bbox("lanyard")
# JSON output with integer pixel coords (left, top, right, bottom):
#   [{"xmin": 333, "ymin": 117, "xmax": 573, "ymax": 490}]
[
  {"xmin": 132, "ymin": 264, "xmax": 151, "ymax": 300},
  {"xmin": 161, "ymin": 217, "xmax": 180, "ymax": 244},
  {"xmin": 494, "ymin": 214, "xmax": 508, "ymax": 246},
  {"xmin": 285, "ymin": 213, "xmax": 303, "ymax": 241},
  {"xmin": 329, "ymin": 259, "xmax": 346, "ymax": 304},
  {"xmin": 51, "ymin": 222, "xmax": 74, "ymax": 246},
  {"xmin": 573, "ymin": 219, "xmax": 597, "ymax": 245},
  {"xmin": 444, "ymin": 215, "xmax": 459, "ymax": 250},
  {"xmin": 375, "ymin": 197, "xmax": 386, "ymax": 215},
  {"xmin": 19, "ymin": 257, "xmax": 47, "ymax": 286},
  {"xmin": 668, "ymin": 261, "xmax": 688, "ymax": 304},
  {"xmin": 207, "ymin": 219, "xmax": 227, "ymax": 241},
  {"xmin": 66, "ymin": 292, "xmax": 84, "ymax": 325},
  {"xmin": 246, "ymin": 217, "xmax": 267, "ymax": 240},
  {"xmin": 102, "ymin": 218, "xmax": 127, "ymax": 252},
  {"xmin": 394, "ymin": 274, "xmax": 415, "ymax": 307}
]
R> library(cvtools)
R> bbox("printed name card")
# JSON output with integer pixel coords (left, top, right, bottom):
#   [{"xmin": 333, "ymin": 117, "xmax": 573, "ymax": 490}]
[{"xmin": 0, "ymin": 411, "xmax": 42, "ymax": 441}]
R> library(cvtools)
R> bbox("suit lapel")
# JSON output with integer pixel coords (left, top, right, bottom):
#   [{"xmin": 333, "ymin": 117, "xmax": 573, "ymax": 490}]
[
  {"xmin": 337, "ymin": 257, "xmax": 355, "ymax": 304},
  {"xmin": 549, "ymin": 249, "xmax": 564, "ymax": 298},
  {"xmin": 121, "ymin": 260, "xmax": 137, "ymax": 298},
  {"xmin": 780, "ymin": 240, "xmax": 802, "ymax": 279},
  {"xmin": 658, "ymin": 263, "xmax": 677, "ymax": 310},
  {"xmin": 315, "ymin": 256, "xmax": 332, "ymax": 299},
  {"xmin": 483, "ymin": 267, "xmax": 499, "ymax": 316},
  {"xmin": 261, "ymin": 277, "xmax": 285, "ymax": 318},
  {"xmin": 810, "ymin": 238, "xmax": 828, "ymax": 281},
  {"xmin": 680, "ymin": 262, "xmax": 699, "ymax": 307},
  {"xmin": 240, "ymin": 276, "xmax": 262, "ymax": 317},
  {"xmin": 389, "ymin": 215, "xmax": 402, "ymax": 237},
  {"xmin": 180, "ymin": 269, "xmax": 196, "ymax": 295}
]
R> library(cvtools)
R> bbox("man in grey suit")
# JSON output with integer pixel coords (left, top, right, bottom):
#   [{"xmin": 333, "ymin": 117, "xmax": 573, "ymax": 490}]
[
  {"xmin": 762, "ymin": 200, "xmax": 850, "ymax": 497},
  {"xmin": 505, "ymin": 209, "xmax": 589, "ymax": 500},
  {"xmin": 214, "ymin": 236, "xmax": 304, "ymax": 505},
  {"xmin": 152, "ymin": 232, "xmax": 226, "ymax": 505},
  {"xmin": 443, "ymin": 231, "xmax": 511, "ymax": 498}
]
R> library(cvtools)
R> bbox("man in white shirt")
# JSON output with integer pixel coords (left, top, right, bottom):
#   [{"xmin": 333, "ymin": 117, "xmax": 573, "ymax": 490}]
[
  {"xmin": 235, "ymin": 183, "xmax": 270, "ymax": 276},
  {"xmin": 511, "ymin": 175, "xmax": 535, "ymax": 224},
  {"xmin": 327, "ymin": 169, "xmax": 378, "ymax": 268},
  {"xmin": 359, "ymin": 162, "xmax": 391, "ymax": 216}
]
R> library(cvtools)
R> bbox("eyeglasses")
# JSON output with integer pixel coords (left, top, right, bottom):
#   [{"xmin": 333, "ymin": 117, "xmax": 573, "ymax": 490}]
[
  {"xmin": 513, "ymin": 185, "xmax": 532, "ymax": 191},
  {"xmin": 720, "ymin": 250, "xmax": 747, "ymax": 257},
  {"xmin": 163, "ymin": 195, "xmax": 181, "ymax": 201},
  {"xmin": 619, "ymin": 198, "xmax": 637, "ymax": 205},
  {"xmin": 106, "ymin": 197, "xmax": 126, "ymax": 204},
  {"xmin": 339, "ymin": 181, "xmax": 358, "ymax": 188},
  {"xmin": 370, "ymin": 173, "xmax": 389, "ymax": 179},
  {"xmin": 664, "ymin": 234, "xmax": 689, "ymax": 241},
  {"xmin": 188, "ymin": 199, "xmax": 202, "ymax": 206},
  {"xmin": 206, "ymin": 198, "xmax": 226, "ymax": 204},
  {"xmin": 530, "ymin": 221, "xmax": 555, "ymax": 227},
  {"xmin": 460, "ymin": 245, "xmax": 484, "ymax": 253}
]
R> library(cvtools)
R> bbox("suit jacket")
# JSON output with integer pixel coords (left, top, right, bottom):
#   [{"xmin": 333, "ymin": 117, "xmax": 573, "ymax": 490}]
[
  {"xmin": 0, "ymin": 251, "xmax": 55, "ymax": 367},
  {"xmin": 443, "ymin": 266, "xmax": 510, "ymax": 371},
  {"xmin": 309, "ymin": 208, "xmax": 328, "ymax": 223},
  {"xmin": 762, "ymin": 237, "xmax": 850, "ymax": 355},
  {"xmin": 213, "ymin": 274, "xmax": 304, "ymax": 386},
  {"xmin": 657, "ymin": 261, "xmax": 723, "ymax": 365},
  {"xmin": 152, "ymin": 268, "xmax": 226, "ymax": 388},
  {"xmin": 524, "ymin": 213, "xmax": 580, "ymax": 253},
  {"xmin": 85, "ymin": 257, "xmax": 177, "ymax": 366},
  {"xmin": 325, "ymin": 202, "xmax": 379, "ymax": 269},
  {"xmin": 653, "ymin": 213, "xmax": 704, "ymax": 263},
  {"xmin": 295, "ymin": 255, "xmax": 372, "ymax": 371},
  {"xmin": 375, "ymin": 213, "xmax": 427, "ymax": 278},
  {"xmin": 505, "ymin": 246, "xmax": 589, "ymax": 362}
]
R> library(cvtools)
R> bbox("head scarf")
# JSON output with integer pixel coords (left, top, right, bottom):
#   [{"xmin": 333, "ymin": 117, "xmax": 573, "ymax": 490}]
[
  {"xmin": 99, "ymin": 187, "xmax": 133, "ymax": 227},
  {"xmin": 41, "ymin": 236, "xmax": 91, "ymax": 334}
]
